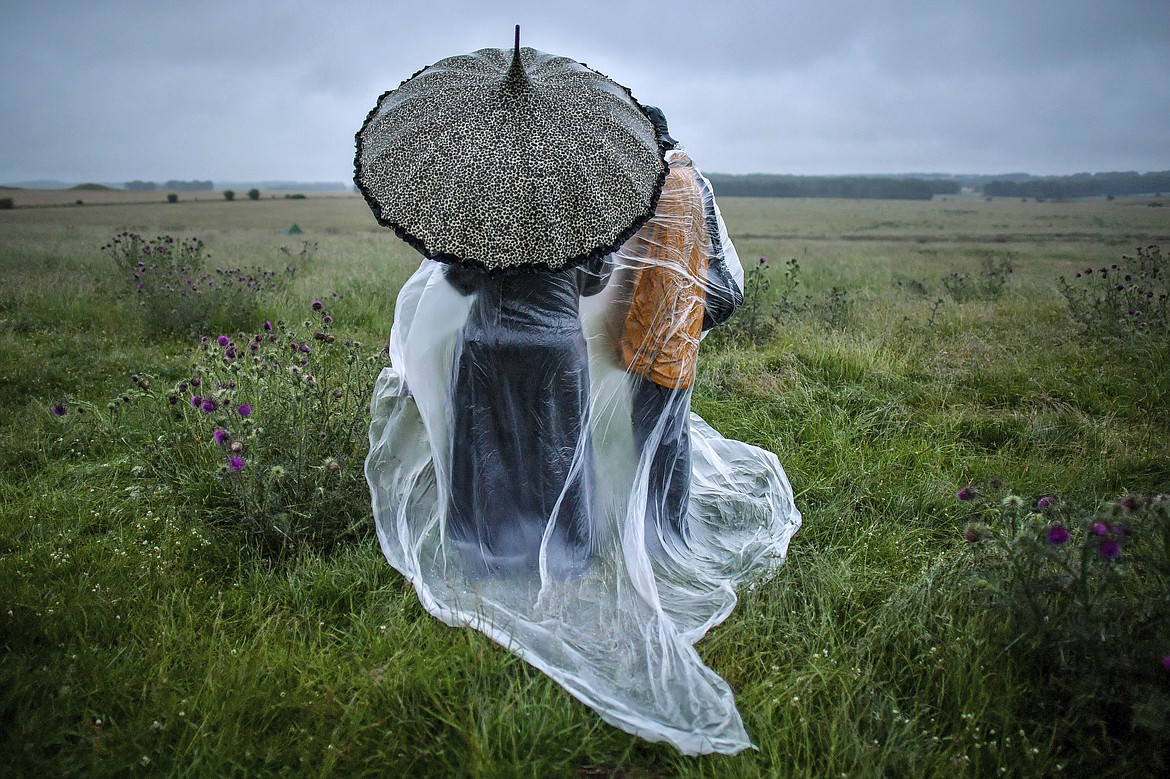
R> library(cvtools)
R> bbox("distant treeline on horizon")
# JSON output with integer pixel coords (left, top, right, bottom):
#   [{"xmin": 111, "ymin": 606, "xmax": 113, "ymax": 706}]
[
  {"xmin": 705, "ymin": 174, "xmax": 958, "ymax": 201},
  {"xmin": 980, "ymin": 171, "xmax": 1170, "ymax": 200},
  {"xmin": 124, "ymin": 180, "xmax": 214, "ymax": 192},
  {"xmin": 706, "ymin": 170, "xmax": 1170, "ymax": 201}
]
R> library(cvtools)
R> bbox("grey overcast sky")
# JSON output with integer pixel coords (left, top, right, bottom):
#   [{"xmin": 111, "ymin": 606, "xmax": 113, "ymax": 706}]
[{"xmin": 2, "ymin": 0, "xmax": 1168, "ymax": 184}]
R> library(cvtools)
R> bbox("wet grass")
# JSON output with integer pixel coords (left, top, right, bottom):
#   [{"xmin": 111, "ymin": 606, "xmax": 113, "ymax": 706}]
[{"xmin": 2, "ymin": 193, "xmax": 1169, "ymax": 776}]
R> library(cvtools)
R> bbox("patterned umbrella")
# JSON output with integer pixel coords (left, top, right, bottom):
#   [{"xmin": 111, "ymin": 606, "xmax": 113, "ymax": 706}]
[{"xmin": 354, "ymin": 28, "xmax": 666, "ymax": 274}]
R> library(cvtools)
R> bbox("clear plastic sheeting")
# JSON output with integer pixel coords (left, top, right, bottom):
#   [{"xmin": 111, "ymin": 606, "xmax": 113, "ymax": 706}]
[{"xmin": 365, "ymin": 150, "xmax": 801, "ymax": 755}]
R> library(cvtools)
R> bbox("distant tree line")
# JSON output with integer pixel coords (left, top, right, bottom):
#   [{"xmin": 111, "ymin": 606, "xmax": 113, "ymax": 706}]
[
  {"xmin": 705, "ymin": 174, "xmax": 960, "ymax": 200},
  {"xmin": 110, "ymin": 171, "xmax": 1167, "ymax": 202},
  {"xmin": 983, "ymin": 171, "xmax": 1170, "ymax": 199},
  {"xmin": 124, "ymin": 180, "xmax": 214, "ymax": 192}
]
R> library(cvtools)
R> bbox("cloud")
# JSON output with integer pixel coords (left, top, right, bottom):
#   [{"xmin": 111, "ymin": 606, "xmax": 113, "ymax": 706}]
[{"xmin": 1, "ymin": 0, "xmax": 1167, "ymax": 182}]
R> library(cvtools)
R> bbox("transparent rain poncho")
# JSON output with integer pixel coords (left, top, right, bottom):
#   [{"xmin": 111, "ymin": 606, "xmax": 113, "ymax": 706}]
[{"xmin": 365, "ymin": 149, "xmax": 801, "ymax": 754}]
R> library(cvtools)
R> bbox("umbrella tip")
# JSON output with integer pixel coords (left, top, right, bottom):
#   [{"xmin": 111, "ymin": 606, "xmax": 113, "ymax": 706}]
[{"xmin": 504, "ymin": 24, "xmax": 529, "ymax": 92}]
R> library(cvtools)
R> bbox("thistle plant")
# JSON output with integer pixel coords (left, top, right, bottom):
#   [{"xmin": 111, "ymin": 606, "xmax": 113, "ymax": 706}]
[
  {"xmin": 958, "ymin": 485, "xmax": 1170, "ymax": 750},
  {"xmin": 943, "ymin": 254, "xmax": 1014, "ymax": 303},
  {"xmin": 51, "ymin": 299, "xmax": 385, "ymax": 557},
  {"xmin": 1058, "ymin": 244, "xmax": 1169, "ymax": 340},
  {"xmin": 734, "ymin": 256, "xmax": 775, "ymax": 343},
  {"xmin": 708, "ymin": 256, "xmax": 810, "ymax": 347},
  {"xmin": 278, "ymin": 240, "xmax": 319, "ymax": 262},
  {"xmin": 103, "ymin": 232, "xmax": 296, "ymax": 335},
  {"xmin": 774, "ymin": 257, "xmax": 809, "ymax": 317},
  {"xmin": 814, "ymin": 286, "xmax": 852, "ymax": 330}
]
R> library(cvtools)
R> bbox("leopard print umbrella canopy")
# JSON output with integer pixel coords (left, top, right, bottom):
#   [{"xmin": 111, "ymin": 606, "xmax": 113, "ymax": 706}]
[{"xmin": 354, "ymin": 40, "xmax": 666, "ymax": 273}]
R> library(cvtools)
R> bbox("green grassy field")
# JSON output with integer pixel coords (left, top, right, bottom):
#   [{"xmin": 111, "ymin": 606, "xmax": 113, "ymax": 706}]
[{"xmin": 2, "ymin": 191, "xmax": 1169, "ymax": 777}]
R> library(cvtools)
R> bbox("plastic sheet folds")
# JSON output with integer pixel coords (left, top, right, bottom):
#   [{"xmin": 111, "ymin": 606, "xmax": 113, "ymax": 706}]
[{"xmin": 365, "ymin": 152, "xmax": 801, "ymax": 754}]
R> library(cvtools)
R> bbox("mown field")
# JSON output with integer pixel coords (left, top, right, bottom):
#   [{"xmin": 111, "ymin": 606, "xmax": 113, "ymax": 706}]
[{"xmin": 2, "ymin": 191, "xmax": 1169, "ymax": 777}]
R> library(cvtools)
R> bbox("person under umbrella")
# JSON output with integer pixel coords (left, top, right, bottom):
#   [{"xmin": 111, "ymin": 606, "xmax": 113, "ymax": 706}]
[
  {"xmin": 608, "ymin": 105, "xmax": 745, "ymax": 558},
  {"xmin": 438, "ymin": 242, "xmax": 611, "ymax": 576}
]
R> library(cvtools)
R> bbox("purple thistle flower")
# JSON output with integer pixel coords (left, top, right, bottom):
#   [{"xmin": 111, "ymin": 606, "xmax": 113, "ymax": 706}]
[
  {"xmin": 1046, "ymin": 525, "xmax": 1071, "ymax": 545},
  {"xmin": 228, "ymin": 455, "xmax": 245, "ymax": 472},
  {"xmin": 213, "ymin": 428, "xmax": 229, "ymax": 445},
  {"xmin": 264, "ymin": 320, "xmax": 273, "ymax": 331},
  {"xmin": 323, "ymin": 315, "xmax": 333, "ymax": 325},
  {"xmin": 1091, "ymin": 521, "xmax": 1109, "ymax": 536},
  {"xmin": 200, "ymin": 398, "xmax": 217, "ymax": 413},
  {"xmin": 191, "ymin": 377, "xmax": 201, "ymax": 387},
  {"xmin": 1118, "ymin": 495, "xmax": 1140, "ymax": 513},
  {"xmin": 50, "ymin": 403, "xmax": 67, "ymax": 417},
  {"xmin": 190, "ymin": 394, "xmax": 203, "ymax": 408},
  {"xmin": 290, "ymin": 342, "xmax": 299, "ymax": 351},
  {"xmin": 311, "ymin": 300, "xmax": 324, "ymax": 311},
  {"xmin": 1036, "ymin": 495, "xmax": 1054, "ymax": 510},
  {"xmin": 237, "ymin": 403, "xmax": 252, "ymax": 417},
  {"xmin": 956, "ymin": 485, "xmax": 977, "ymax": 501},
  {"xmin": 1098, "ymin": 540, "xmax": 1122, "ymax": 560},
  {"xmin": 1163, "ymin": 656, "xmax": 1170, "ymax": 671},
  {"xmin": 299, "ymin": 343, "xmax": 311, "ymax": 354},
  {"xmin": 217, "ymin": 335, "xmax": 230, "ymax": 346},
  {"xmin": 758, "ymin": 256, "xmax": 767, "ymax": 265}
]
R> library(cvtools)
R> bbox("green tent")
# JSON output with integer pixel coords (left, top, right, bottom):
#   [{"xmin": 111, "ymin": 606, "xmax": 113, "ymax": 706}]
[{"xmin": 281, "ymin": 224, "xmax": 303, "ymax": 235}]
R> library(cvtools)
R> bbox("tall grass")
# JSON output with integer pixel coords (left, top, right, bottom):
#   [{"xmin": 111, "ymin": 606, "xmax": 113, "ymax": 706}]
[{"xmin": 2, "ymin": 194, "xmax": 1169, "ymax": 776}]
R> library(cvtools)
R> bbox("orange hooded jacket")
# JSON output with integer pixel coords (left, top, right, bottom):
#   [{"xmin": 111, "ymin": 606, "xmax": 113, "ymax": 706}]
[{"xmin": 619, "ymin": 152, "xmax": 713, "ymax": 390}]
